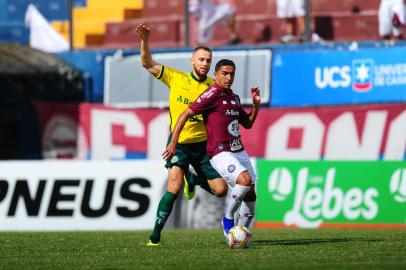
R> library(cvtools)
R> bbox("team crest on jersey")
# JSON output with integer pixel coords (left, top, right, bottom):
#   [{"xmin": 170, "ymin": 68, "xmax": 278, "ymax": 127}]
[
  {"xmin": 228, "ymin": 164, "xmax": 236, "ymax": 173},
  {"xmin": 171, "ymin": 155, "xmax": 179, "ymax": 163}
]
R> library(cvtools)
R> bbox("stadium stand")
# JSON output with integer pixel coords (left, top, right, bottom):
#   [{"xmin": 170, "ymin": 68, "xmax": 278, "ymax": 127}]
[
  {"xmin": 0, "ymin": 0, "xmax": 67, "ymax": 44},
  {"xmin": 69, "ymin": 0, "xmax": 143, "ymax": 47},
  {"xmin": 0, "ymin": 0, "xmax": 403, "ymax": 47},
  {"xmin": 210, "ymin": 0, "xmax": 383, "ymax": 44},
  {"xmin": 311, "ymin": 0, "xmax": 380, "ymax": 14},
  {"xmin": 0, "ymin": 22, "xmax": 29, "ymax": 44},
  {"xmin": 2, "ymin": 0, "xmax": 68, "ymax": 21},
  {"xmin": 0, "ymin": 0, "xmax": 143, "ymax": 48},
  {"xmin": 311, "ymin": 0, "xmax": 381, "ymax": 41},
  {"xmin": 141, "ymin": 0, "xmax": 184, "ymax": 17},
  {"xmin": 104, "ymin": 15, "xmax": 182, "ymax": 49},
  {"xmin": 98, "ymin": 0, "xmax": 385, "ymax": 47},
  {"xmin": 102, "ymin": 0, "xmax": 184, "ymax": 48},
  {"xmin": 234, "ymin": 0, "xmax": 275, "ymax": 16},
  {"xmin": 0, "ymin": 0, "xmax": 69, "ymax": 44}
]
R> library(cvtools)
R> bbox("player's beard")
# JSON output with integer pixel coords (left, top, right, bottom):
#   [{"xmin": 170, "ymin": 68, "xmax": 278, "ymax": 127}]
[{"xmin": 193, "ymin": 66, "xmax": 208, "ymax": 81}]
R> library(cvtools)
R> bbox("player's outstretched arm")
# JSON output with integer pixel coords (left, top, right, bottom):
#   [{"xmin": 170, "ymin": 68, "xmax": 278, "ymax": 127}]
[
  {"xmin": 162, "ymin": 108, "xmax": 196, "ymax": 160},
  {"xmin": 240, "ymin": 87, "xmax": 261, "ymax": 129},
  {"xmin": 135, "ymin": 24, "xmax": 161, "ymax": 77}
]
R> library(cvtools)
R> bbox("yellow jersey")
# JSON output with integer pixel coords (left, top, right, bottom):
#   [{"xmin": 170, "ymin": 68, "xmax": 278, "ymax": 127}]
[{"xmin": 156, "ymin": 65, "xmax": 215, "ymax": 144}]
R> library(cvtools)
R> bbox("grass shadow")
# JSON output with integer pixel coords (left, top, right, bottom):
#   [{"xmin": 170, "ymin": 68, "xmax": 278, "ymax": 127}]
[{"xmin": 254, "ymin": 238, "xmax": 383, "ymax": 246}]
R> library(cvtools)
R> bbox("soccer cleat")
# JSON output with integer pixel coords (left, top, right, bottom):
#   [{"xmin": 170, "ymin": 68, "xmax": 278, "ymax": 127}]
[
  {"xmin": 146, "ymin": 240, "xmax": 160, "ymax": 247},
  {"xmin": 183, "ymin": 170, "xmax": 196, "ymax": 200},
  {"xmin": 222, "ymin": 217, "xmax": 234, "ymax": 237}
]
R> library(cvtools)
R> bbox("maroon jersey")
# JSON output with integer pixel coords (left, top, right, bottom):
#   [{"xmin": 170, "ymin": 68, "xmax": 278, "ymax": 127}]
[{"xmin": 189, "ymin": 83, "xmax": 250, "ymax": 158}]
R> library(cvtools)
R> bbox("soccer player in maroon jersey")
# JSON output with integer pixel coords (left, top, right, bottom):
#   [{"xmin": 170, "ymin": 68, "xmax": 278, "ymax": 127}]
[
  {"xmin": 163, "ymin": 59, "xmax": 260, "ymax": 236},
  {"xmin": 136, "ymin": 24, "xmax": 228, "ymax": 246}
]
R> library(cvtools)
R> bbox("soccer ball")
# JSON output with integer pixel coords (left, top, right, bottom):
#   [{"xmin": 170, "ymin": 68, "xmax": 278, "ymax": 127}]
[{"xmin": 226, "ymin": 225, "xmax": 253, "ymax": 249}]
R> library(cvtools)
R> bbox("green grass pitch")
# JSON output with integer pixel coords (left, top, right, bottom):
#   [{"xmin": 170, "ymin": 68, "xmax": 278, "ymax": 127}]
[{"xmin": 1, "ymin": 228, "xmax": 406, "ymax": 270}]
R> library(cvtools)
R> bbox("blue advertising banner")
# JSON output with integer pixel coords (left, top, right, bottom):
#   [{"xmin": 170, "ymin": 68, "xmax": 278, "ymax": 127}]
[{"xmin": 271, "ymin": 47, "xmax": 406, "ymax": 107}]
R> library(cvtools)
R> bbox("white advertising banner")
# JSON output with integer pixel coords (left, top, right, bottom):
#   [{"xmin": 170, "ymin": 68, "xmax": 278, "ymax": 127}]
[
  {"xmin": 0, "ymin": 160, "xmax": 167, "ymax": 231},
  {"xmin": 104, "ymin": 49, "xmax": 271, "ymax": 107}
]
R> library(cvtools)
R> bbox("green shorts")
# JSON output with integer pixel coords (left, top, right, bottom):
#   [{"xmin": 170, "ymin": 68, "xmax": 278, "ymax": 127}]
[{"xmin": 165, "ymin": 135, "xmax": 221, "ymax": 181}]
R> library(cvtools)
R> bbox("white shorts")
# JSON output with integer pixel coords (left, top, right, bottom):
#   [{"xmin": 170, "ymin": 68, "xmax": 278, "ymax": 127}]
[
  {"xmin": 276, "ymin": 0, "xmax": 305, "ymax": 18},
  {"xmin": 210, "ymin": 150, "xmax": 257, "ymax": 188},
  {"xmin": 378, "ymin": 0, "xmax": 406, "ymax": 36}
]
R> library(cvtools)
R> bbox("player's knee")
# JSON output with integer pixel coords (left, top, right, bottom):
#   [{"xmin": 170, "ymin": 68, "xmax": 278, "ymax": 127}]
[
  {"xmin": 236, "ymin": 172, "xmax": 252, "ymax": 186},
  {"xmin": 213, "ymin": 186, "xmax": 227, "ymax": 197},
  {"xmin": 211, "ymin": 179, "xmax": 228, "ymax": 197}
]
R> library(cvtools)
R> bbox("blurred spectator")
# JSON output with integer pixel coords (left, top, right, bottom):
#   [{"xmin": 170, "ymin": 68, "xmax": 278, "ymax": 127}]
[
  {"xmin": 276, "ymin": 0, "xmax": 306, "ymax": 43},
  {"xmin": 254, "ymin": 23, "xmax": 272, "ymax": 43},
  {"xmin": 378, "ymin": 0, "xmax": 406, "ymax": 40},
  {"xmin": 189, "ymin": 0, "xmax": 242, "ymax": 45}
]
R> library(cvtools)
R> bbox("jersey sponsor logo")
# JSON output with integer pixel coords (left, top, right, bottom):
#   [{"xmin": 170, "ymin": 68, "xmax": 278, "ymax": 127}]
[
  {"xmin": 200, "ymin": 88, "xmax": 215, "ymax": 100},
  {"xmin": 228, "ymin": 119, "xmax": 240, "ymax": 137},
  {"xmin": 188, "ymin": 115, "xmax": 201, "ymax": 122},
  {"xmin": 225, "ymin": 109, "xmax": 239, "ymax": 116},
  {"xmin": 176, "ymin": 95, "xmax": 192, "ymax": 105},
  {"xmin": 231, "ymin": 138, "xmax": 242, "ymax": 151}
]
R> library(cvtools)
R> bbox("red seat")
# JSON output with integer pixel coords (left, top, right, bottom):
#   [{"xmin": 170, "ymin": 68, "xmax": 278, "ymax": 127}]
[
  {"xmin": 142, "ymin": 0, "xmax": 184, "ymax": 17},
  {"xmin": 104, "ymin": 16, "xmax": 183, "ymax": 48},
  {"xmin": 234, "ymin": 0, "xmax": 275, "ymax": 15},
  {"xmin": 311, "ymin": 0, "xmax": 380, "ymax": 15},
  {"xmin": 330, "ymin": 14, "xmax": 380, "ymax": 41},
  {"xmin": 101, "ymin": 0, "xmax": 387, "ymax": 48}
]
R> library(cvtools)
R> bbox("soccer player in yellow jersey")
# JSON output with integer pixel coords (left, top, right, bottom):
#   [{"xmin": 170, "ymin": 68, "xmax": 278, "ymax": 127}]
[{"xmin": 136, "ymin": 24, "xmax": 228, "ymax": 246}]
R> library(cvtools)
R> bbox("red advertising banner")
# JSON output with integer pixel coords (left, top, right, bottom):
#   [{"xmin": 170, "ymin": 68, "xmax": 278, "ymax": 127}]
[
  {"xmin": 34, "ymin": 102, "xmax": 80, "ymax": 159},
  {"xmin": 34, "ymin": 102, "xmax": 168, "ymax": 160},
  {"xmin": 34, "ymin": 102, "xmax": 406, "ymax": 160},
  {"xmin": 241, "ymin": 104, "xmax": 406, "ymax": 160}
]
